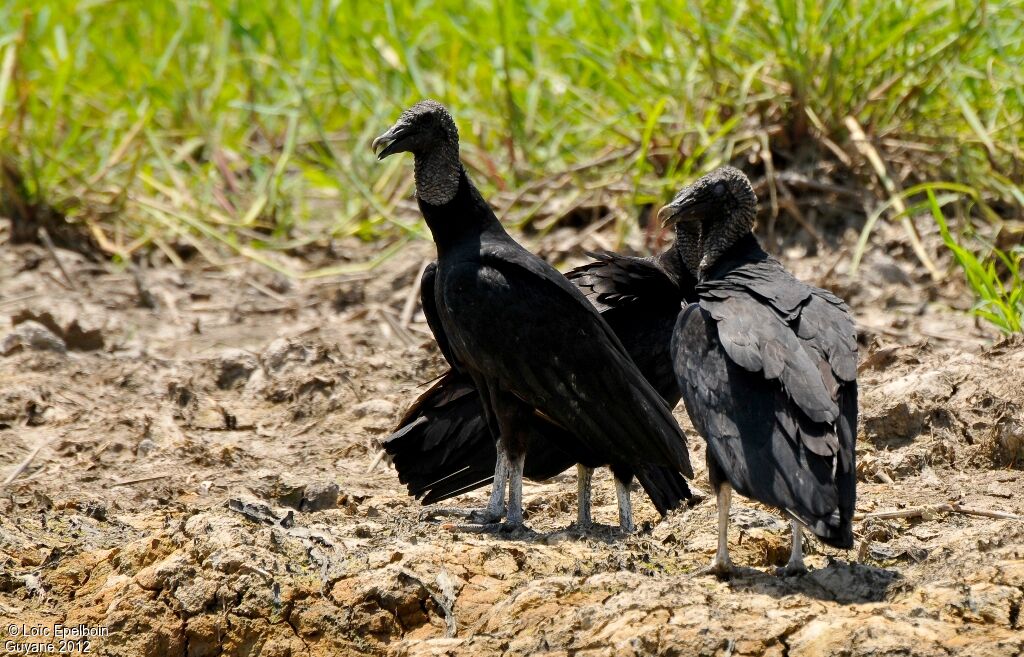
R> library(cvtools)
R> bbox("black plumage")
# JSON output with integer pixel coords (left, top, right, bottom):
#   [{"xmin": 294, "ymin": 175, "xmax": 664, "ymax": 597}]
[
  {"xmin": 372, "ymin": 101, "xmax": 692, "ymax": 531},
  {"xmin": 385, "ymin": 369, "xmax": 573, "ymax": 504},
  {"xmin": 383, "ymin": 247, "xmax": 697, "ymax": 519},
  {"xmin": 662, "ymin": 166, "xmax": 857, "ymax": 574},
  {"xmin": 569, "ymin": 249, "xmax": 694, "ymax": 403}
]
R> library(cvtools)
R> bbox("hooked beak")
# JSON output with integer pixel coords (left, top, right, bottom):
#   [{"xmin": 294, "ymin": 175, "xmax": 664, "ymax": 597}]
[
  {"xmin": 371, "ymin": 124, "xmax": 409, "ymax": 160},
  {"xmin": 658, "ymin": 192, "xmax": 707, "ymax": 227}
]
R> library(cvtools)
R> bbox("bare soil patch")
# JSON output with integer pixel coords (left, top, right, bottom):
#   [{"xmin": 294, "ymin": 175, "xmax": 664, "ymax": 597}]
[{"xmin": 1, "ymin": 226, "xmax": 1021, "ymax": 656}]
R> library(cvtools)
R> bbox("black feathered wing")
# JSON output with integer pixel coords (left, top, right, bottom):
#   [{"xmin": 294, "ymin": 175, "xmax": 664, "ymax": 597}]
[
  {"xmin": 568, "ymin": 252, "xmax": 683, "ymax": 314},
  {"xmin": 567, "ymin": 252, "xmax": 689, "ymax": 402},
  {"xmin": 386, "ymin": 249, "xmax": 693, "ymax": 511},
  {"xmin": 566, "ymin": 251, "xmax": 698, "ymax": 512},
  {"xmin": 420, "ymin": 261, "xmax": 460, "ymax": 370},
  {"xmin": 674, "ymin": 262, "xmax": 856, "ymax": 548},
  {"xmin": 439, "ymin": 242, "xmax": 692, "ymax": 477}
]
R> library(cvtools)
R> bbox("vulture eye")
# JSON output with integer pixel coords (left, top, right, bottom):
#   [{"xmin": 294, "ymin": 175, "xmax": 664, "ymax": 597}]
[{"xmin": 713, "ymin": 182, "xmax": 726, "ymax": 197}]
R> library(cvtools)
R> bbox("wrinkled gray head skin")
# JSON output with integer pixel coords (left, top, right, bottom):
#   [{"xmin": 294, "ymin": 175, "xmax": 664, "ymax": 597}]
[
  {"xmin": 372, "ymin": 100, "xmax": 462, "ymax": 205},
  {"xmin": 657, "ymin": 166, "xmax": 757, "ymax": 277}
]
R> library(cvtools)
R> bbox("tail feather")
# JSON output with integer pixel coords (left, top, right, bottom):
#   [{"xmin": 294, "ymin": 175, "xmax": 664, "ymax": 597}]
[
  {"xmin": 382, "ymin": 372, "xmax": 497, "ymax": 503},
  {"xmin": 420, "ymin": 471, "xmax": 494, "ymax": 505},
  {"xmin": 800, "ymin": 508, "xmax": 853, "ymax": 549},
  {"xmin": 382, "ymin": 371, "xmax": 578, "ymax": 503},
  {"xmin": 633, "ymin": 464, "xmax": 696, "ymax": 516}
]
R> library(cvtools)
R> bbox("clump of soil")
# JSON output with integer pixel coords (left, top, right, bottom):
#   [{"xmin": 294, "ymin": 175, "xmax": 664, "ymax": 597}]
[{"xmin": 0, "ymin": 230, "xmax": 1021, "ymax": 657}]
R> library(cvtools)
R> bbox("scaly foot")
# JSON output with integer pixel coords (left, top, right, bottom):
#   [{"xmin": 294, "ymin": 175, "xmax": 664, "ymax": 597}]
[
  {"xmin": 446, "ymin": 519, "xmax": 531, "ymax": 536},
  {"xmin": 775, "ymin": 559, "xmax": 808, "ymax": 577},
  {"xmin": 696, "ymin": 556, "xmax": 733, "ymax": 579},
  {"xmin": 420, "ymin": 506, "xmax": 505, "ymax": 525}
]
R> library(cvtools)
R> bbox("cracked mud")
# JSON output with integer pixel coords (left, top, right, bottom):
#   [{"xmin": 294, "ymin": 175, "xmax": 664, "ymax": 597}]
[{"xmin": 1, "ymin": 234, "xmax": 1022, "ymax": 657}]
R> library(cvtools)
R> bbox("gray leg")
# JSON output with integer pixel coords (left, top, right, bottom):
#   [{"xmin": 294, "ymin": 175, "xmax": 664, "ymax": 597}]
[
  {"xmin": 484, "ymin": 449, "xmax": 510, "ymax": 518},
  {"xmin": 709, "ymin": 483, "xmax": 732, "ymax": 575},
  {"xmin": 452, "ymin": 389, "xmax": 530, "ymax": 534},
  {"xmin": 777, "ymin": 519, "xmax": 808, "ymax": 576},
  {"xmin": 421, "ymin": 450, "xmax": 508, "ymax": 524},
  {"xmin": 576, "ymin": 465, "xmax": 594, "ymax": 528},
  {"xmin": 614, "ymin": 476, "xmax": 634, "ymax": 533},
  {"xmin": 504, "ymin": 450, "xmax": 526, "ymax": 528}
]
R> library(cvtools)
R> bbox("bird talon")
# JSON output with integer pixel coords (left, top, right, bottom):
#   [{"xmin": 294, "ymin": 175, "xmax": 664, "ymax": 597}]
[
  {"xmin": 447, "ymin": 520, "xmax": 530, "ymax": 535},
  {"xmin": 421, "ymin": 507, "xmax": 505, "ymax": 524},
  {"xmin": 695, "ymin": 559, "xmax": 733, "ymax": 579},
  {"xmin": 448, "ymin": 522, "xmax": 503, "ymax": 533},
  {"xmin": 775, "ymin": 562, "xmax": 808, "ymax": 577},
  {"xmin": 470, "ymin": 508, "xmax": 506, "ymax": 524}
]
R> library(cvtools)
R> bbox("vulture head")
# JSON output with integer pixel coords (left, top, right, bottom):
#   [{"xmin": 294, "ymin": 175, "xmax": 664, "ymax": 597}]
[
  {"xmin": 658, "ymin": 166, "xmax": 757, "ymax": 276},
  {"xmin": 373, "ymin": 100, "xmax": 462, "ymax": 205},
  {"xmin": 658, "ymin": 166, "xmax": 756, "ymax": 229},
  {"xmin": 372, "ymin": 100, "xmax": 459, "ymax": 160}
]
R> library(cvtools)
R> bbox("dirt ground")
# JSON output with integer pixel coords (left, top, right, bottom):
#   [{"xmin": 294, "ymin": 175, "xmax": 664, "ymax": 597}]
[{"xmin": 0, "ymin": 219, "xmax": 1022, "ymax": 657}]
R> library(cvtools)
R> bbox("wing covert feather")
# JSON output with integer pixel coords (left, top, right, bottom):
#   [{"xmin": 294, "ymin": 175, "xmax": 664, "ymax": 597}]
[{"xmin": 438, "ymin": 245, "xmax": 692, "ymax": 476}]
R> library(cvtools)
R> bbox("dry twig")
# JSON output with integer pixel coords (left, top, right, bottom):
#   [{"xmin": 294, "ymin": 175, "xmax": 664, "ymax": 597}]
[
  {"xmin": 0, "ymin": 292, "xmax": 41, "ymax": 308},
  {"xmin": 39, "ymin": 227, "xmax": 78, "ymax": 290},
  {"xmin": 247, "ymin": 279, "xmax": 288, "ymax": 303},
  {"xmin": 109, "ymin": 474, "xmax": 170, "ymax": 487},
  {"xmin": 366, "ymin": 448, "xmax": 388, "ymax": 474},
  {"xmin": 3, "ymin": 439, "xmax": 50, "ymax": 486}
]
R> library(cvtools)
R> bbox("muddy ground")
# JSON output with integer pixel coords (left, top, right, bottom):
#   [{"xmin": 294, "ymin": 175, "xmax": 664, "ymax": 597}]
[{"xmin": 0, "ymin": 218, "xmax": 1022, "ymax": 657}]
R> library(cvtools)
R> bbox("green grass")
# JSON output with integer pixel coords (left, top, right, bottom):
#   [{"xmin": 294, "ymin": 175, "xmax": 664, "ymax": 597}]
[
  {"xmin": 0, "ymin": 1, "xmax": 1022, "ymax": 285},
  {"xmin": 929, "ymin": 189, "xmax": 1023, "ymax": 333}
]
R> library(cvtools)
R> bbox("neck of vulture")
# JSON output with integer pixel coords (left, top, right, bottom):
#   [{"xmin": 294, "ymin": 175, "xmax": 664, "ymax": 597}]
[
  {"xmin": 674, "ymin": 222, "xmax": 702, "ymax": 279},
  {"xmin": 413, "ymin": 139, "xmax": 462, "ymax": 206},
  {"xmin": 414, "ymin": 146, "xmax": 504, "ymax": 255},
  {"xmin": 699, "ymin": 211, "xmax": 754, "ymax": 278}
]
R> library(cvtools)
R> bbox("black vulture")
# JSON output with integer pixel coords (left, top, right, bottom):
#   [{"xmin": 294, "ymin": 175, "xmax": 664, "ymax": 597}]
[
  {"xmin": 372, "ymin": 100, "xmax": 692, "ymax": 531},
  {"xmin": 661, "ymin": 166, "xmax": 857, "ymax": 575},
  {"xmin": 383, "ymin": 246, "xmax": 698, "ymax": 529}
]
